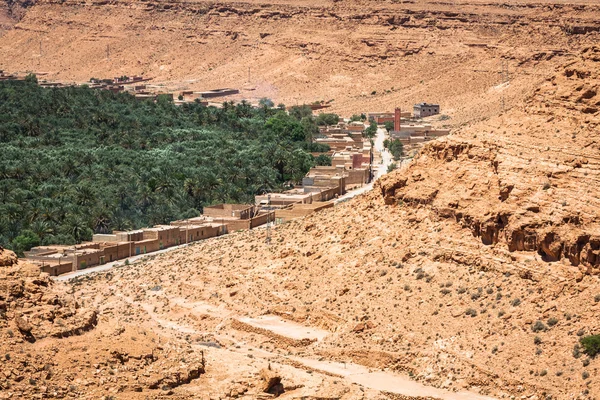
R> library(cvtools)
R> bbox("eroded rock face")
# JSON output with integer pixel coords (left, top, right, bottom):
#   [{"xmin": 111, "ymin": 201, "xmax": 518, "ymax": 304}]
[
  {"xmin": 0, "ymin": 251, "xmax": 207, "ymax": 398},
  {"xmin": 0, "ymin": 246, "xmax": 17, "ymax": 266},
  {"xmin": 375, "ymin": 49, "xmax": 600, "ymax": 273},
  {"xmin": 0, "ymin": 257, "xmax": 94, "ymax": 341}
]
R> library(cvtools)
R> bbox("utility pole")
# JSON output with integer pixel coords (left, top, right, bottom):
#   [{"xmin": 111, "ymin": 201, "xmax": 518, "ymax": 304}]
[{"xmin": 106, "ymin": 44, "xmax": 110, "ymax": 61}]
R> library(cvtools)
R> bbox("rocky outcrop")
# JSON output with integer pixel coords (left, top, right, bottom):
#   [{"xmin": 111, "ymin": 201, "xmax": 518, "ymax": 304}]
[
  {"xmin": 376, "ymin": 49, "xmax": 600, "ymax": 274},
  {"xmin": 0, "ymin": 245, "xmax": 17, "ymax": 266},
  {"xmin": 147, "ymin": 363, "xmax": 205, "ymax": 390}
]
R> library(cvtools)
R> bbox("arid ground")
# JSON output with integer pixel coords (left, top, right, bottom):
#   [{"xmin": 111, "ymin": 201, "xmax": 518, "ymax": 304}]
[{"xmin": 1, "ymin": 0, "xmax": 600, "ymax": 399}]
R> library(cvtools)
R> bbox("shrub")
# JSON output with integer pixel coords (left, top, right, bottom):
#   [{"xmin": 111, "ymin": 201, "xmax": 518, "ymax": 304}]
[
  {"xmin": 510, "ymin": 298, "xmax": 521, "ymax": 307},
  {"xmin": 573, "ymin": 344, "xmax": 582, "ymax": 359},
  {"xmin": 539, "ymin": 370, "xmax": 547, "ymax": 376},
  {"xmin": 547, "ymin": 317, "xmax": 558, "ymax": 327},
  {"xmin": 582, "ymin": 358, "xmax": 590, "ymax": 367},
  {"xmin": 534, "ymin": 336, "xmax": 542, "ymax": 345},
  {"xmin": 457, "ymin": 287, "xmax": 467, "ymax": 294},
  {"xmin": 532, "ymin": 321, "xmax": 547, "ymax": 333},
  {"xmin": 582, "ymin": 371, "xmax": 590, "ymax": 380},
  {"xmin": 594, "ymin": 294, "xmax": 600, "ymax": 303},
  {"xmin": 465, "ymin": 308, "xmax": 478, "ymax": 317},
  {"xmin": 580, "ymin": 334, "xmax": 600, "ymax": 358}
]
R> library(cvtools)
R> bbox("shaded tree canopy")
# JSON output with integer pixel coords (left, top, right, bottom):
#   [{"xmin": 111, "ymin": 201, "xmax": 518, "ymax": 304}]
[{"xmin": 0, "ymin": 79, "xmax": 327, "ymax": 253}]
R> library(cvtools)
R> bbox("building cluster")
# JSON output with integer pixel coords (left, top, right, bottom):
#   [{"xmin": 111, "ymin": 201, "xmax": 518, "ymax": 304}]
[
  {"xmin": 21, "ymin": 101, "xmax": 450, "ymax": 278},
  {"xmin": 24, "ymin": 204, "xmax": 277, "ymax": 277},
  {"xmin": 173, "ymin": 88, "xmax": 240, "ymax": 106},
  {"xmin": 25, "ymin": 220, "xmax": 225, "ymax": 276},
  {"xmin": 369, "ymin": 104, "xmax": 449, "ymax": 152},
  {"xmin": 368, "ymin": 102, "xmax": 440, "ymax": 123},
  {"xmin": 88, "ymin": 76, "xmax": 151, "ymax": 93},
  {"xmin": 252, "ymin": 119, "xmax": 373, "ymax": 223},
  {"xmin": 314, "ymin": 119, "xmax": 373, "ymax": 189}
]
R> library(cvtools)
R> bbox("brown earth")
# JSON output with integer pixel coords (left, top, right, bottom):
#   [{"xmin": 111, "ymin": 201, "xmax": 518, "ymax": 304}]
[
  {"xmin": 0, "ymin": 0, "xmax": 599, "ymax": 122},
  {"xmin": 2, "ymin": 1, "xmax": 600, "ymax": 399},
  {"xmin": 2, "ymin": 50, "xmax": 599, "ymax": 397}
]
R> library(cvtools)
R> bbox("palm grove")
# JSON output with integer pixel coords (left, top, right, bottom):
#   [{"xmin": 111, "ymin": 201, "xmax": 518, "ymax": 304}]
[{"xmin": 0, "ymin": 77, "xmax": 335, "ymax": 255}]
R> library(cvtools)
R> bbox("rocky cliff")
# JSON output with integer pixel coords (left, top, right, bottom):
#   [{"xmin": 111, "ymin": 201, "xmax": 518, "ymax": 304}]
[{"xmin": 378, "ymin": 45, "xmax": 600, "ymax": 275}]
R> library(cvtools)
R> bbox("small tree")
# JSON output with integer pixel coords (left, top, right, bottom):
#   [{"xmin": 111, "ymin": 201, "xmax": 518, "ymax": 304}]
[
  {"xmin": 24, "ymin": 73, "xmax": 38, "ymax": 85},
  {"xmin": 315, "ymin": 154, "xmax": 332, "ymax": 166},
  {"xmin": 259, "ymin": 97, "xmax": 274, "ymax": 108},
  {"xmin": 11, "ymin": 230, "xmax": 40, "ymax": 257},
  {"xmin": 384, "ymin": 121, "xmax": 394, "ymax": 132},
  {"xmin": 388, "ymin": 139, "xmax": 404, "ymax": 161},
  {"xmin": 580, "ymin": 335, "xmax": 600, "ymax": 357},
  {"xmin": 364, "ymin": 121, "xmax": 377, "ymax": 138},
  {"xmin": 387, "ymin": 163, "xmax": 397, "ymax": 173},
  {"xmin": 315, "ymin": 113, "xmax": 339, "ymax": 126}
]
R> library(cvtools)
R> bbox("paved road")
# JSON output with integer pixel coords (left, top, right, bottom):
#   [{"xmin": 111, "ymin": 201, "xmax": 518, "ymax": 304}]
[{"xmin": 334, "ymin": 127, "xmax": 396, "ymax": 204}]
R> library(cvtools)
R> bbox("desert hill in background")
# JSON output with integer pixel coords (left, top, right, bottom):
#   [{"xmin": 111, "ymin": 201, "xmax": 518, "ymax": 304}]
[
  {"xmin": 0, "ymin": 0, "xmax": 599, "ymax": 121},
  {"xmin": 1, "ymin": 0, "xmax": 600, "ymax": 399}
]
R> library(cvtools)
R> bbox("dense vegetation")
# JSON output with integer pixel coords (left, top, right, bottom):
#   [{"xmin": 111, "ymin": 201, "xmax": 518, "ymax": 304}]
[
  {"xmin": 0, "ymin": 77, "xmax": 331, "ymax": 254},
  {"xmin": 383, "ymin": 138, "xmax": 404, "ymax": 160}
]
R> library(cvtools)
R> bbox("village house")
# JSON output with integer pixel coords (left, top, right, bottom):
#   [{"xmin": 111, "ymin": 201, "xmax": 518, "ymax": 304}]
[
  {"xmin": 202, "ymin": 203, "xmax": 275, "ymax": 231},
  {"xmin": 413, "ymin": 103, "xmax": 440, "ymax": 118},
  {"xmin": 367, "ymin": 110, "xmax": 411, "ymax": 124},
  {"xmin": 25, "ymin": 219, "xmax": 228, "ymax": 276}
]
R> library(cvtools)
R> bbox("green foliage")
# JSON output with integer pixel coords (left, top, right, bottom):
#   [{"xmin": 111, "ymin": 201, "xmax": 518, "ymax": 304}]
[
  {"xmin": 315, "ymin": 113, "xmax": 339, "ymax": 126},
  {"xmin": 315, "ymin": 154, "xmax": 332, "ymax": 166},
  {"xmin": 0, "ymin": 80, "xmax": 319, "ymax": 250},
  {"xmin": 258, "ymin": 98, "xmax": 274, "ymax": 108},
  {"xmin": 288, "ymin": 105, "xmax": 312, "ymax": 120},
  {"xmin": 384, "ymin": 121, "xmax": 394, "ymax": 132},
  {"xmin": 350, "ymin": 114, "xmax": 364, "ymax": 122},
  {"xmin": 580, "ymin": 335, "xmax": 600, "ymax": 358},
  {"xmin": 388, "ymin": 139, "xmax": 404, "ymax": 161},
  {"xmin": 364, "ymin": 121, "xmax": 377, "ymax": 138},
  {"xmin": 25, "ymin": 74, "xmax": 38, "ymax": 85},
  {"xmin": 387, "ymin": 163, "xmax": 397, "ymax": 173},
  {"xmin": 10, "ymin": 230, "xmax": 40, "ymax": 257}
]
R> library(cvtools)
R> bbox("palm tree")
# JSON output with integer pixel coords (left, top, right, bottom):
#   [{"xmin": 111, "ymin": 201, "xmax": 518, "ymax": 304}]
[{"xmin": 30, "ymin": 220, "xmax": 54, "ymax": 240}]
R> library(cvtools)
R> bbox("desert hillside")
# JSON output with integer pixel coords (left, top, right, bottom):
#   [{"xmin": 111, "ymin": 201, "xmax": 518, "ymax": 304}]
[
  {"xmin": 2, "ymin": 1, "xmax": 600, "ymax": 399},
  {"xmin": 0, "ymin": 0, "xmax": 599, "ymax": 121},
  {"xmin": 2, "ymin": 48, "xmax": 600, "ymax": 399}
]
